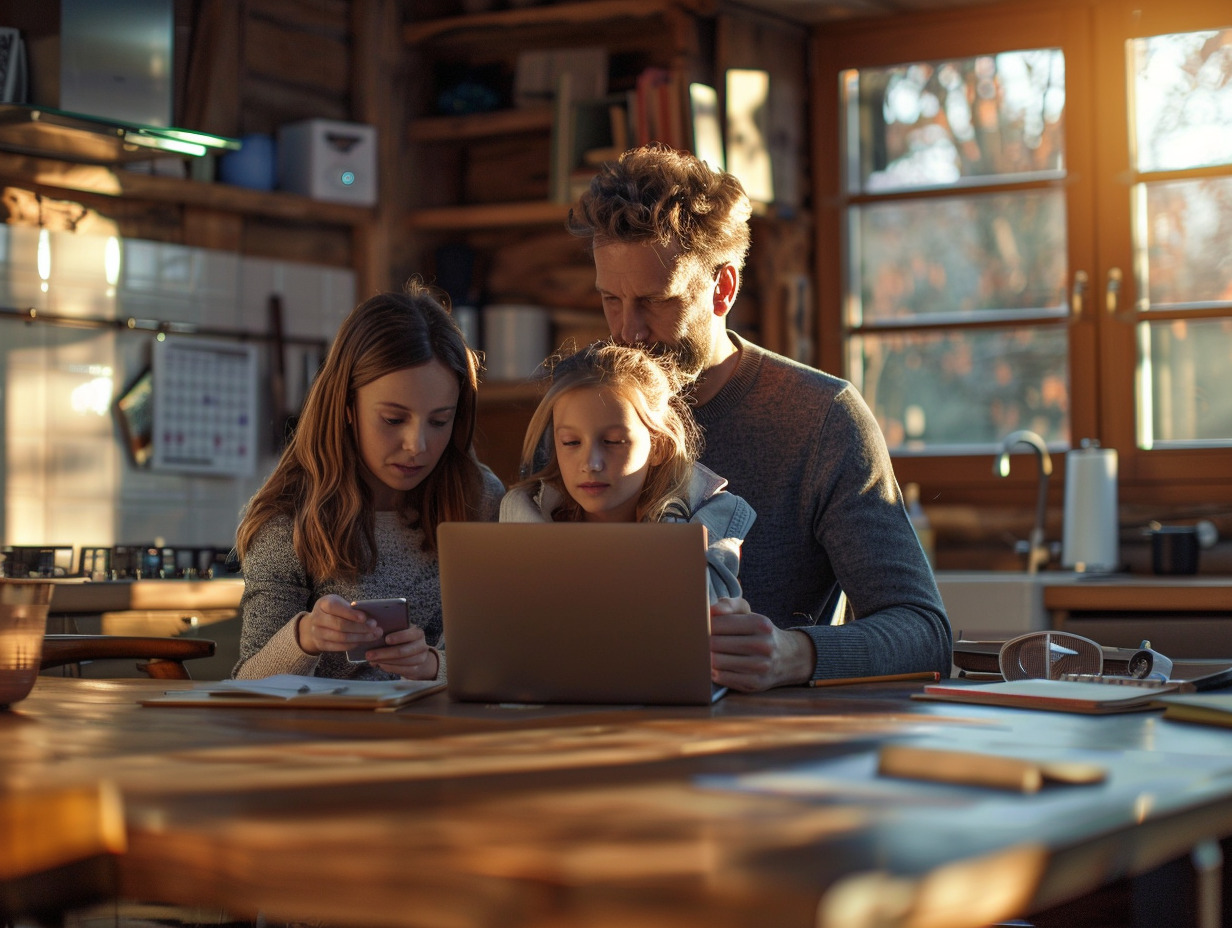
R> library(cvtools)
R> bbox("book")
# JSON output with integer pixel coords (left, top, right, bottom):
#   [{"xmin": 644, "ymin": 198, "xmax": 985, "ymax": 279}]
[
  {"xmin": 552, "ymin": 90, "xmax": 628, "ymax": 203},
  {"xmin": 726, "ymin": 68, "xmax": 774, "ymax": 204},
  {"xmin": 548, "ymin": 70, "xmax": 575, "ymax": 204},
  {"xmin": 0, "ymin": 27, "xmax": 28, "ymax": 104},
  {"xmin": 688, "ymin": 82, "xmax": 724, "ymax": 170},
  {"xmin": 913, "ymin": 677, "xmax": 1187, "ymax": 715},
  {"xmin": 635, "ymin": 67, "xmax": 671, "ymax": 146},
  {"xmin": 1156, "ymin": 693, "xmax": 1232, "ymax": 728},
  {"xmin": 140, "ymin": 674, "xmax": 446, "ymax": 710}
]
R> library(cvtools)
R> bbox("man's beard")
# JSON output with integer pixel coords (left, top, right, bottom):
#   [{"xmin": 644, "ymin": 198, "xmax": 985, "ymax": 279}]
[{"xmin": 641, "ymin": 312, "xmax": 711, "ymax": 382}]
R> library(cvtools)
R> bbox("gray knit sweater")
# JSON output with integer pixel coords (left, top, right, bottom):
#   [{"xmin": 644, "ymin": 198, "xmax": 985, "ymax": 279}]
[
  {"xmin": 693, "ymin": 334, "xmax": 952, "ymax": 679},
  {"xmin": 232, "ymin": 467, "xmax": 504, "ymax": 681}
]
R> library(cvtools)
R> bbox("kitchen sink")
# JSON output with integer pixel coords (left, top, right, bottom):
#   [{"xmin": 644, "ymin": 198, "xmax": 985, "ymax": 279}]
[{"xmin": 934, "ymin": 571, "xmax": 1085, "ymax": 640}]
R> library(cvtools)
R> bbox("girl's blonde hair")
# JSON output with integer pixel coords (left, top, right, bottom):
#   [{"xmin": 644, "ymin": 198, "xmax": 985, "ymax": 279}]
[
  {"xmin": 513, "ymin": 342, "xmax": 700, "ymax": 522},
  {"xmin": 236, "ymin": 282, "xmax": 484, "ymax": 581}
]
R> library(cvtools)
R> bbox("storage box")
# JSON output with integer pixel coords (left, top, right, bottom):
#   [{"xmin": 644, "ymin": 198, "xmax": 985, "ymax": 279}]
[{"xmin": 277, "ymin": 119, "xmax": 377, "ymax": 206}]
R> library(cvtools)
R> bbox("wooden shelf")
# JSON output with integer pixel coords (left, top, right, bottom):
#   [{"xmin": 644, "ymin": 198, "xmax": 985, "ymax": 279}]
[
  {"xmin": 406, "ymin": 200, "xmax": 570, "ymax": 231},
  {"xmin": 0, "ymin": 151, "xmax": 374, "ymax": 226},
  {"xmin": 409, "ymin": 107, "xmax": 555, "ymax": 143},
  {"xmin": 405, "ymin": 0, "xmax": 710, "ymax": 46},
  {"xmin": 477, "ymin": 380, "xmax": 546, "ymax": 404}
]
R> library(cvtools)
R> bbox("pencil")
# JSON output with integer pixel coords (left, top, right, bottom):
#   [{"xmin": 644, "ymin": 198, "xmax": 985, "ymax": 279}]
[{"xmin": 808, "ymin": 671, "xmax": 941, "ymax": 688}]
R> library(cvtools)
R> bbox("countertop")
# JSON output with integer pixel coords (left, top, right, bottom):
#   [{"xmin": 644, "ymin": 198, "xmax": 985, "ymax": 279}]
[
  {"xmin": 45, "ymin": 578, "xmax": 245, "ymax": 614},
  {"xmin": 1041, "ymin": 574, "xmax": 1232, "ymax": 611}
]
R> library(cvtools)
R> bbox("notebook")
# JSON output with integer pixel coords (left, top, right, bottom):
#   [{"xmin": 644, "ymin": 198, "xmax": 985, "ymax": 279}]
[
  {"xmin": 438, "ymin": 521, "xmax": 725, "ymax": 706},
  {"xmin": 913, "ymin": 677, "xmax": 1185, "ymax": 714}
]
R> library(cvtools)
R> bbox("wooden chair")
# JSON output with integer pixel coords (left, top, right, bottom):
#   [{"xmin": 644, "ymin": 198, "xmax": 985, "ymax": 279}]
[{"xmin": 40, "ymin": 635, "xmax": 216, "ymax": 680}]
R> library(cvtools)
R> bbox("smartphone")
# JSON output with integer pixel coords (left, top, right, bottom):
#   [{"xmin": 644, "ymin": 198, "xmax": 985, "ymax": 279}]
[{"xmin": 345, "ymin": 597, "xmax": 410, "ymax": 663}]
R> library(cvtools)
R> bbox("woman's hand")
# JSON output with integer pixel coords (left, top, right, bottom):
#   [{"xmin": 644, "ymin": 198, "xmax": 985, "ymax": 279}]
[
  {"xmin": 366, "ymin": 625, "xmax": 439, "ymax": 680},
  {"xmin": 295, "ymin": 594, "xmax": 381, "ymax": 656}
]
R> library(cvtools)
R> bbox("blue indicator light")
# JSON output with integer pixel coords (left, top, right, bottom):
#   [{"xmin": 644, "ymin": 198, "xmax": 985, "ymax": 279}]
[{"xmin": 340, "ymin": 170, "xmax": 356, "ymax": 186}]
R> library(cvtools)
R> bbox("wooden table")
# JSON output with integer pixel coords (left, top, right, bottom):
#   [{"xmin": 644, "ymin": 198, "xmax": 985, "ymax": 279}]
[{"xmin": 7, "ymin": 677, "xmax": 1232, "ymax": 928}]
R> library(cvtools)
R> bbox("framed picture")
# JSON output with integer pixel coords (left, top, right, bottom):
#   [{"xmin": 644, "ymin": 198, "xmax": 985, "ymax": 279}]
[{"xmin": 114, "ymin": 366, "xmax": 154, "ymax": 468}]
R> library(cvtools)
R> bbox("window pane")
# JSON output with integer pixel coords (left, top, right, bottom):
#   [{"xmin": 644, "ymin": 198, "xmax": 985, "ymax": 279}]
[
  {"xmin": 843, "ymin": 49, "xmax": 1066, "ymax": 193},
  {"xmin": 1132, "ymin": 29, "xmax": 1232, "ymax": 173},
  {"xmin": 1139, "ymin": 318, "xmax": 1232, "ymax": 448},
  {"xmin": 1139, "ymin": 176, "xmax": 1232, "ymax": 308},
  {"xmin": 851, "ymin": 191, "xmax": 1068, "ymax": 326},
  {"xmin": 850, "ymin": 325, "xmax": 1069, "ymax": 450}
]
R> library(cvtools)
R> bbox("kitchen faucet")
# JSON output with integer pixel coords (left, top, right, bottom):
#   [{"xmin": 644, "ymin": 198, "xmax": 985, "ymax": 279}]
[{"xmin": 994, "ymin": 429, "xmax": 1053, "ymax": 574}]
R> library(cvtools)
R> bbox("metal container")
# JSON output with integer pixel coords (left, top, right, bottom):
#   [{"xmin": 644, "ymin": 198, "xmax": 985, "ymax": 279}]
[
  {"xmin": 58, "ymin": 0, "xmax": 174, "ymax": 126},
  {"xmin": 481, "ymin": 304, "xmax": 552, "ymax": 381},
  {"xmin": 1152, "ymin": 525, "xmax": 1199, "ymax": 575},
  {"xmin": 0, "ymin": 579, "xmax": 52, "ymax": 708}
]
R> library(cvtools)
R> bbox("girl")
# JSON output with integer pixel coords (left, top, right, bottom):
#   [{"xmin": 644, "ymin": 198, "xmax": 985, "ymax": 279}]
[
  {"xmin": 501, "ymin": 342, "xmax": 754, "ymax": 603},
  {"xmin": 232, "ymin": 284, "xmax": 504, "ymax": 681}
]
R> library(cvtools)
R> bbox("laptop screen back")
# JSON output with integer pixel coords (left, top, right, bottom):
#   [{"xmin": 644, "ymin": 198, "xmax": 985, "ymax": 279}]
[{"xmin": 439, "ymin": 521, "xmax": 717, "ymax": 705}]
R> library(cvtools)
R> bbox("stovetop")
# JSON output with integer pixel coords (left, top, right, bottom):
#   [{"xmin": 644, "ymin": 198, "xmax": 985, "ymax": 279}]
[{"xmin": 1, "ymin": 544, "xmax": 238, "ymax": 581}]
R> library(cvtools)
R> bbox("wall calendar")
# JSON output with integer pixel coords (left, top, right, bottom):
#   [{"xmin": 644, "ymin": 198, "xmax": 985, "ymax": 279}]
[{"xmin": 151, "ymin": 338, "xmax": 258, "ymax": 477}]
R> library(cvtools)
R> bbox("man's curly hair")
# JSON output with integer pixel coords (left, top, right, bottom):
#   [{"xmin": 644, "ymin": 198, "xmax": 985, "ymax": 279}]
[{"xmin": 567, "ymin": 144, "xmax": 752, "ymax": 275}]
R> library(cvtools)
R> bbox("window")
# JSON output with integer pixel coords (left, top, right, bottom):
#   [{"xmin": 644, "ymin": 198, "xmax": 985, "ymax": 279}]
[
  {"xmin": 842, "ymin": 51, "xmax": 1070, "ymax": 451},
  {"xmin": 815, "ymin": 0, "xmax": 1232, "ymax": 505},
  {"xmin": 1117, "ymin": 19, "xmax": 1232, "ymax": 453}
]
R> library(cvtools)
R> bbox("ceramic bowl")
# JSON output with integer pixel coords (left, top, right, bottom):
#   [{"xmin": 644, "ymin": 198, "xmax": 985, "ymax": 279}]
[{"xmin": 0, "ymin": 578, "xmax": 52, "ymax": 708}]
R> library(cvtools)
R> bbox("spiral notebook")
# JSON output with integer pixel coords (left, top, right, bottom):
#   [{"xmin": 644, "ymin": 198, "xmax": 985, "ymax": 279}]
[{"xmin": 438, "ymin": 521, "xmax": 725, "ymax": 706}]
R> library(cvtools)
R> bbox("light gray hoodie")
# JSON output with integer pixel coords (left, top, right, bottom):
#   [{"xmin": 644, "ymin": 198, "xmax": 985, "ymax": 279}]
[{"xmin": 499, "ymin": 462, "xmax": 756, "ymax": 604}]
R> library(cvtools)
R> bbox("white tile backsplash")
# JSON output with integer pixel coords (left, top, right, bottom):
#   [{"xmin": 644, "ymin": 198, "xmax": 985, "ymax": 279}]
[
  {"xmin": 0, "ymin": 227, "xmax": 51, "ymax": 310},
  {"xmin": 237, "ymin": 257, "xmax": 278, "ymax": 327},
  {"xmin": 45, "ymin": 499, "xmax": 116, "ymax": 552},
  {"xmin": 2, "ymin": 229, "xmax": 354, "ymax": 556},
  {"xmin": 120, "ymin": 239, "xmax": 164, "ymax": 292},
  {"xmin": 5, "ymin": 496, "xmax": 48, "ymax": 547},
  {"xmin": 320, "ymin": 268, "xmax": 358, "ymax": 338},
  {"xmin": 4, "ymin": 435, "xmax": 49, "ymax": 498}
]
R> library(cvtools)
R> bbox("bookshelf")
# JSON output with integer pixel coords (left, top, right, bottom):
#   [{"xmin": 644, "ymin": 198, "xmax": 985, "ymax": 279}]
[{"xmin": 401, "ymin": 2, "xmax": 811, "ymax": 483}]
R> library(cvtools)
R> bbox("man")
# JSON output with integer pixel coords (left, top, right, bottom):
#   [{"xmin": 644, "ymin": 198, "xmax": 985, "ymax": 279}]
[{"xmin": 567, "ymin": 145, "xmax": 951, "ymax": 692}]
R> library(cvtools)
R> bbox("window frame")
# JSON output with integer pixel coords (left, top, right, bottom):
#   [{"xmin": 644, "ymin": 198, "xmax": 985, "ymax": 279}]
[
  {"xmin": 812, "ymin": 0, "xmax": 1232, "ymax": 509},
  {"xmin": 1093, "ymin": 0, "xmax": 1232, "ymax": 501}
]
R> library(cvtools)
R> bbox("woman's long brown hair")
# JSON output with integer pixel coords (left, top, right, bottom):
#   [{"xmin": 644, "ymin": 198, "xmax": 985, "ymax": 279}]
[{"xmin": 235, "ymin": 283, "xmax": 483, "ymax": 582}]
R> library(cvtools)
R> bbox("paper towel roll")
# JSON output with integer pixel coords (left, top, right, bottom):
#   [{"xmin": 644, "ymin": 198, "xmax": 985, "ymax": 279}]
[{"xmin": 1062, "ymin": 441, "xmax": 1118, "ymax": 572}]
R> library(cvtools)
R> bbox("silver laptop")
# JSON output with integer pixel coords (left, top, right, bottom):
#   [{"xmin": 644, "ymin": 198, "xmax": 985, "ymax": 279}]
[{"xmin": 439, "ymin": 521, "xmax": 725, "ymax": 705}]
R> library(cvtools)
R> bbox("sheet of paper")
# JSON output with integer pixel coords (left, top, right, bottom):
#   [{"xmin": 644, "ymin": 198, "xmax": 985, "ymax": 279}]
[{"xmin": 210, "ymin": 675, "xmax": 350, "ymax": 698}]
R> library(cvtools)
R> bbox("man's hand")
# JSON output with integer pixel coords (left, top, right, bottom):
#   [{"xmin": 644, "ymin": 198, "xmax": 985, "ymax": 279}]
[{"xmin": 709, "ymin": 597, "xmax": 816, "ymax": 692}]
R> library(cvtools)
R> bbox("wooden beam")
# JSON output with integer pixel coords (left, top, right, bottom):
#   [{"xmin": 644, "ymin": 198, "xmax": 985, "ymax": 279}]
[
  {"xmin": 182, "ymin": 0, "xmax": 241, "ymax": 136},
  {"xmin": 182, "ymin": 207, "xmax": 244, "ymax": 251},
  {"xmin": 351, "ymin": 0, "xmax": 402, "ymax": 298}
]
